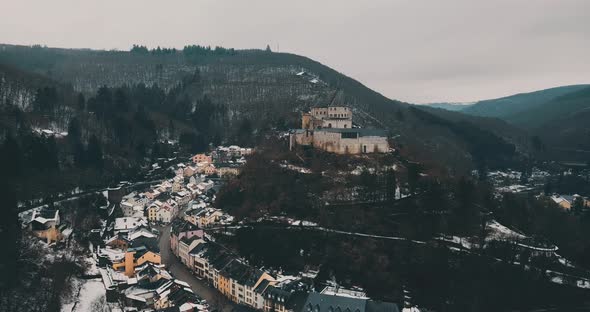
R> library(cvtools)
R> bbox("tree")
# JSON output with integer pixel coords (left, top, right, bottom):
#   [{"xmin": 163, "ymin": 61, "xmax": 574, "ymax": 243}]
[
  {"xmin": 86, "ymin": 135, "xmax": 104, "ymax": 170},
  {"xmin": 0, "ymin": 182, "xmax": 19, "ymax": 290},
  {"xmin": 452, "ymin": 177, "xmax": 480, "ymax": 235},
  {"xmin": 67, "ymin": 117, "xmax": 82, "ymax": 143},
  {"xmin": 385, "ymin": 169, "xmax": 397, "ymax": 202},
  {"xmin": 168, "ymin": 119, "xmax": 176, "ymax": 139},
  {"xmin": 0, "ymin": 136, "xmax": 21, "ymax": 289},
  {"xmin": 130, "ymin": 44, "xmax": 149, "ymax": 54},
  {"xmin": 265, "ymin": 44, "xmax": 272, "ymax": 52},
  {"xmin": 113, "ymin": 88, "xmax": 130, "ymax": 113},
  {"xmin": 77, "ymin": 93, "xmax": 85, "ymax": 110},
  {"xmin": 572, "ymin": 197, "xmax": 585, "ymax": 214},
  {"xmin": 33, "ymin": 87, "xmax": 58, "ymax": 112},
  {"xmin": 407, "ymin": 162, "xmax": 420, "ymax": 195}
]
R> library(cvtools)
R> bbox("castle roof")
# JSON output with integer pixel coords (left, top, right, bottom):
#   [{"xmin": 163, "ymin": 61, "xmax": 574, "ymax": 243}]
[{"xmin": 315, "ymin": 128, "xmax": 387, "ymax": 137}]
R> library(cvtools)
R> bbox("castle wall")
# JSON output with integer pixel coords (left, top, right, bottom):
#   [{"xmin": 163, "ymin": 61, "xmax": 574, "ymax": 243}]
[
  {"xmin": 321, "ymin": 119, "xmax": 352, "ymax": 129},
  {"xmin": 312, "ymin": 131, "xmax": 389, "ymax": 154}
]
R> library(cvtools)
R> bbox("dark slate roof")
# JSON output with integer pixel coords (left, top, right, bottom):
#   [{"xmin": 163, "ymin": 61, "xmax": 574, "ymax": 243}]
[
  {"xmin": 316, "ymin": 128, "xmax": 387, "ymax": 137},
  {"xmin": 266, "ymin": 285, "xmax": 292, "ymax": 302},
  {"xmin": 189, "ymin": 242, "xmax": 208, "ymax": 255},
  {"xmin": 38, "ymin": 208, "xmax": 59, "ymax": 219},
  {"xmin": 254, "ymin": 278, "xmax": 272, "ymax": 294},
  {"xmin": 300, "ymin": 293, "xmax": 399, "ymax": 312},
  {"xmin": 302, "ymin": 293, "xmax": 366, "ymax": 312},
  {"xmin": 365, "ymin": 300, "xmax": 400, "ymax": 312},
  {"xmin": 30, "ymin": 220, "xmax": 50, "ymax": 231},
  {"xmin": 220, "ymin": 259, "xmax": 250, "ymax": 281},
  {"xmin": 129, "ymin": 237, "xmax": 160, "ymax": 253},
  {"xmin": 288, "ymin": 291, "xmax": 310, "ymax": 312},
  {"xmin": 168, "ymin": 287, "xmax": 200, "ymax": 305},
  {"xmin": 171, "ymin": 219, "xmax": 200, "ymax": 235}
]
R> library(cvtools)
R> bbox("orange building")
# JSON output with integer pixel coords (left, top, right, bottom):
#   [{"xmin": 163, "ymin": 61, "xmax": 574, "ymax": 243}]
[
  {"xmin": 113, "ymin": 246, "xmax": 161, "ymax": 277},
  {"xmin": 192, "ymin": 154, "xmax": 212, "ymax": 164}
]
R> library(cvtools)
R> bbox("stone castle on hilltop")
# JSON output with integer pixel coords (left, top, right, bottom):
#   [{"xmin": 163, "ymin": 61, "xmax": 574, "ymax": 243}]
[{"xmin": 290, "ymin": 106, "xmax": 389, "ymax": 154}]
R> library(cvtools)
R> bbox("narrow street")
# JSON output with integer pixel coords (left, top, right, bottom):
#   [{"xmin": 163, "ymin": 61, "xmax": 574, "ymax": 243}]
[{"xmin": 158, "ymin": 225, "xmax": 237, "ymax": 312}]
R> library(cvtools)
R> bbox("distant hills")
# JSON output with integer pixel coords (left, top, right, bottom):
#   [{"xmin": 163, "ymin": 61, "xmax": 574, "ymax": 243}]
[
  {"xmin": 461, "ymin": 84, "xmax": 590, "ymax": 120},
  {"xmin": 423, "ymin": 102, "xmax": 474, "ymax": 112},
  {"xmin": 429, "ymin": 84, "xmax": 590, "ymax": 162}
]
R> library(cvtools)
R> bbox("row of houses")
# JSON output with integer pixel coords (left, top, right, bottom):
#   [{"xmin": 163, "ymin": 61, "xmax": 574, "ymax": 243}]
[
  {"xmin": 89, "ymin": 148, "xmax": 252, "ymax": 311},
  {"xmin": 170, "ymin": 235, "xmax": 401, "ymax": 312}
]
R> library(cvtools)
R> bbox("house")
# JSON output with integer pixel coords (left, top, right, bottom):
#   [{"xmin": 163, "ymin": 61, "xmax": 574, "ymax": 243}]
[
  {"xmin": 192, "ymin": 153, "xmax": 212, "ymax": 164},
  {"xmin": 135, "ymin": 263, "xmax": 173, "ymax": 284},
  {"xmin": 121, "ymin": 201, "xmax": 145, "ymax": 218},
  {"xmin": 29, "ymin": 208, "xmax": 63, "ymax": 243},
  {"xmin": 156, "ymin": 205, "xmax": 176, "ymax": 224},
  {"xmin": 114, "ymin": 217, "xmax": 148, "ymax": 235},
  {"xmin": 148, "ymin": 199, "xmax": 179, "ymax": 224},
  {"xmin": 170, "ymin": 220, "xmax": 204, "ymax": 256},
  {"xmin": 173, "ymin": 191, "xmax": 192, "ymax": 208},
  {"xmin": 217, "ymin": 164, "xmax": 241, "ymax": 178},
  {"xmin": 262, "ymin": 277, "xmax": 311, "ymax": 312},
  {"xmin": 551, "ymin": 194, "xmax": 590, "ymax": 210},
  {"xmin": 154, "ymin": 279, "xmax": 200, "ymax": 310},
  {"xmin": 197, "ymin": 180, "xmax": 215, "ymax": 193},
  {"xmin": 203, "ymin": 164, "xmax": 217, "ymax": 176},
  {"xmin": 183, "ymin": 166, "xmax": 197, "ymax": 178},
  {"xmin": 113, "ymin": 246, "xmax": 162, "ymax": 277},
  {"xmin": 185, "ymin": 207, "xmax": 223, "ymax": 228},
  {"xmin": 128, "ymin": 226, "xmax": 157, "ymax": 241},
  {"xmin": 105, "ymin": 234, "xmax": 129, "ymax": 250},
  {"xmin": 178, "ymin": 237, "xmax": 205, "ymax": 266},
  {"xmin": 188, "ymin": 243, "xmax": 209, "ymax": 278}
]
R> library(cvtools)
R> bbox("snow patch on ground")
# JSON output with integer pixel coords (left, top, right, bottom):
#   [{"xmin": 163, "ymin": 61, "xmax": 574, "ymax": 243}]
[
  {"xmin": 61, "ymin": 278, "xmax": 106, "ymax": 312},
  {"xmin": 486, "ymin": 220, "xmax": 526, "ymax": 241}
]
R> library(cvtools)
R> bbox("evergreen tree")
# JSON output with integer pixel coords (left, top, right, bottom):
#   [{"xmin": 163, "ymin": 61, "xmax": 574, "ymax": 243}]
[
  {"xmin": 0, "ymin": 136, "xmax": 21, "ymax": 289},
  {"xmin": 86, "ymin": 135, "xmax": 103, "ymax": 170},
  {"xmin": 77, "ymin": 93, "xmax": 86, "ymax": 110},
  {"xmin": 385, "ymin": 169, "xmax": 397, "ymax": 201},
  {"xmin": 67, "ymin": 117, "xmax": 82, "ymax": 143}
]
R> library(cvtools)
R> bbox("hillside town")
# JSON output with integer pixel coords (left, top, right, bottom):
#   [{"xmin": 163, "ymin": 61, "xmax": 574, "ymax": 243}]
[{"xmin": 18, "ymin": 141, "xmax": 403, "ymax": 312}]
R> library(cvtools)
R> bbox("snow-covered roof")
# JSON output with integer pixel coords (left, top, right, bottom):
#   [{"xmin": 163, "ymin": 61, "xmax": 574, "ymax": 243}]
[{"xmin": 114, "ymin": 217, "xmax": 148, "ymax": 231}]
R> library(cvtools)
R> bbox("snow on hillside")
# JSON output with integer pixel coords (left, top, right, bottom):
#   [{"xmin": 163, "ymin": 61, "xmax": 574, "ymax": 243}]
[{"xmin": 61, "ymin": 278, "xmax": 107, "ymax": 312}]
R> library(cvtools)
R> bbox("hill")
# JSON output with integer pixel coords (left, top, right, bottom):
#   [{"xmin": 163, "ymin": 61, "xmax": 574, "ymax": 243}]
[
  {"xmin": 461, "ymin": 84, "xmax": 590, "ymax": 119},
  {"xmin": 422, "ymin": 102, "xmax": 474, "ymax": 111},
  {"xmin": 507, "ymin": 86, "xmax": 590, "ymax": 129},
  {"xmin": 0, "ymin": 44, "xmax": 529, "ymax": 175}
]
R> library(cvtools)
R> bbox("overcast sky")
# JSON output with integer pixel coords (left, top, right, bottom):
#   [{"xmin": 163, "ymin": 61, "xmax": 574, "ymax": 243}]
[{"xmin": 1, "ymin": 0, "xmax": 589, "ymax": 103}]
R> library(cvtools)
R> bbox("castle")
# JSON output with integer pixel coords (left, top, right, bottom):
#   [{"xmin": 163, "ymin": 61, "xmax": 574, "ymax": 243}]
[{"xmin": 290, "ymin": 106, "xmax": 389, "ymax": 154}]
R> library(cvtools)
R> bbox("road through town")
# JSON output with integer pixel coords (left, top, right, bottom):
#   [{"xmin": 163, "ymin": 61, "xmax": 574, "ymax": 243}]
[{"xmin": 158, "ymin": 225, "xmax": 237, "ymax": 312}]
